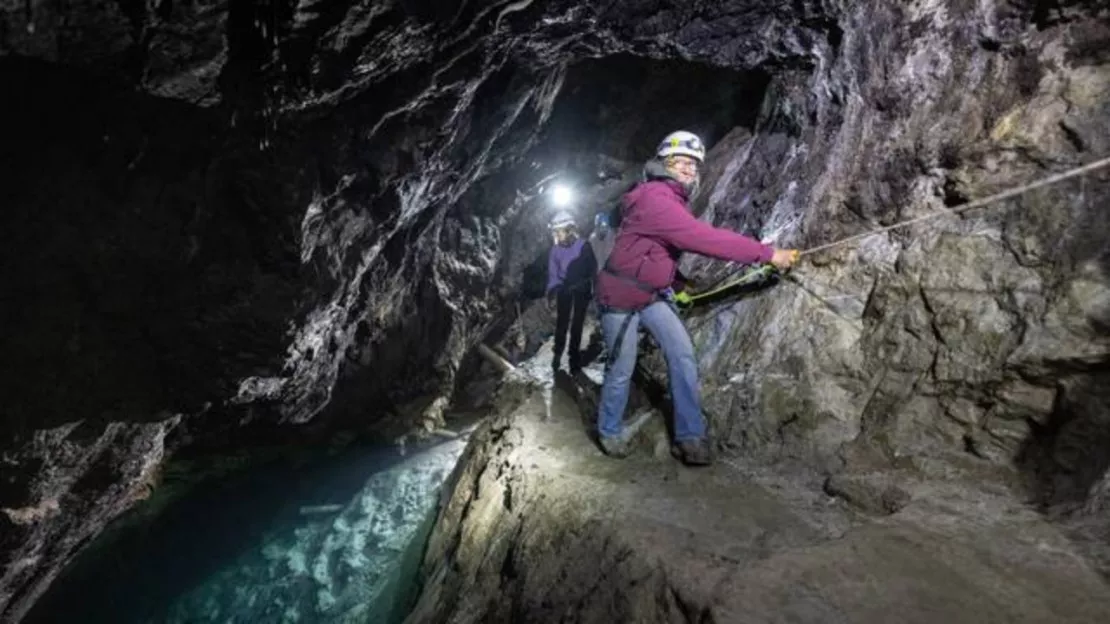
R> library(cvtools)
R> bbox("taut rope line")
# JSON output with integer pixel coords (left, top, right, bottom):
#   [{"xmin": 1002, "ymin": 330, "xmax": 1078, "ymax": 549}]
[{"xmin": 799, "ymin": 155, "xmax": 1110, "ymax": 257}]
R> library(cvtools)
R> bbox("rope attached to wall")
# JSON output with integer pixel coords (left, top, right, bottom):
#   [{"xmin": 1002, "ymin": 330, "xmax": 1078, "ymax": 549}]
[
  {"xmin": 682, "ymin": 155, "xmax": 1110, "ymax": 313},
  {"xmin": 798, "ymin": 155, "xmax": 1110, "ymax": 257}
]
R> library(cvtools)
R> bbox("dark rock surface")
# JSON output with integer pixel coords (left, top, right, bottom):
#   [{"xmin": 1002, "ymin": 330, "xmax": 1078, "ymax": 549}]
[
  {"xmin": 658, "ymin": 0, "xmax": 1110, "ymax": 517},
  {"xmin": 0, "ymin": 52, "xmax": 313, "ymax": 620},
  {"xmin": 407, "ymin": 373, "xmax": 1110, "ymax": 623},
  {"xmin": 2, "ymin": 0, "xmax": 1110, "ymax": 621}
]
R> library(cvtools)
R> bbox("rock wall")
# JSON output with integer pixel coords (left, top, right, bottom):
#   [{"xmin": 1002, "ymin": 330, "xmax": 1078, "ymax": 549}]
[
  {"xmin": 666, "ymin": 0, "xmax": 1110, "ymax": 509},
  {"xmin": 0, "ymin": 55, "xmax": 309, "ymax": 620}
]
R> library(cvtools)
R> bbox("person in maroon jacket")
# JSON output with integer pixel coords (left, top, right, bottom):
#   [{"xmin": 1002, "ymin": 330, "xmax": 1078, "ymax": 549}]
[{"xmin": 595, "ymin": 130, "xmax": 799, "ymax": 465}]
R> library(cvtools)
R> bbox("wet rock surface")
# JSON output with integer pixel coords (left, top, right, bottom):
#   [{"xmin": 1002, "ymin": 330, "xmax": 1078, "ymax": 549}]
[
  {"xmin": 650, "ymin": 0, "xmax": 1110, "ymax": 560},
  {"xmin": 408, "ymin": 372, "xmax": 1110, "ymax": 623},
  {"xmin": 2, "ymin": 0, "xmax": 1110, "ymax": 620}
]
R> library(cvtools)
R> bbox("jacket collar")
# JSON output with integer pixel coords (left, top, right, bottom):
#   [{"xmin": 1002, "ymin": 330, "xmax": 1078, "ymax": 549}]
[
  {"xmin": 642, "ymin": 159, "xmax": 691, "ymax": 202},
  {"xmin": 660, "ymin": 178, "xmax": 690, "ymax": 202}
]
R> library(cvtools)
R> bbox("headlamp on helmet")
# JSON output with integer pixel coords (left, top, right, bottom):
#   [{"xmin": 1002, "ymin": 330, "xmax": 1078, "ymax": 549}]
[{"xmin": 656, "ymin": 130, "xmax": 706, "ymax": 163}]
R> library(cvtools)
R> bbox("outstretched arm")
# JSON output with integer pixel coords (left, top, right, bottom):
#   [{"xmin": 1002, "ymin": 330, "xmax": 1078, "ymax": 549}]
[{"xmin": 649, "ymin": 193, "xmax": 774, "ymax": 265}]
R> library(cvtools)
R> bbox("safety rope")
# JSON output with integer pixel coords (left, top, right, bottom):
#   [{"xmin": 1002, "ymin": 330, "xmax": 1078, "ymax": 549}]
[
  {"xmin": 675, "ymin": 264, "xmax": 777, "ymax": 310},
  {"xmin": 677, "ymin": 155, "xmax": 1110, "ymax": 313},
  {"xmin": 799, "ymin": 155, "xmax": 1110, "ymax": 257}
]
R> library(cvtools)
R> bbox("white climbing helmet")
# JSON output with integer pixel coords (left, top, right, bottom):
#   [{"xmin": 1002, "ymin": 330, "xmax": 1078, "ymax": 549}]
[
  {"xmin": 549, "ymin": 210, "xmax": 576, "ymax": 230},
  {"xmin": 656, "ymin": 130, "xmax": 706, "ymax": 162}
]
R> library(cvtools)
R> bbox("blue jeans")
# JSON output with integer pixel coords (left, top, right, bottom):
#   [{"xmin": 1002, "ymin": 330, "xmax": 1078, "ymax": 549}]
[{"xmin": 597, "ymin": 301, "xmax": 706, "ymax": 442}]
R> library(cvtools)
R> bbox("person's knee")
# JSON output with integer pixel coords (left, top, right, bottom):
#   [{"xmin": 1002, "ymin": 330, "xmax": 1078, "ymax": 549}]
[
  {"xmin": 611, "ymin": 350, "xmax": 638, "ymax": 374},
  {"xmin": 658, "ymin": 333, "xmax": 694, "ymax": 359},
  {"xmin": 668, "ymin": 346, "xmax": 697, "ymax": 368},
  {"xmin": 604, "ymin": 371, "xmax": 633, "ymax": 388},
  {"xmin": 604, "ymin": 354, "xmax": 636, "ymax": 380}
]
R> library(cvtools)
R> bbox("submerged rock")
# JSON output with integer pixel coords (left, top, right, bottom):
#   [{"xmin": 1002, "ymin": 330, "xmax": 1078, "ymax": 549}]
[
  {"xmin": 23, "ymin": 437, "xmax": 468, "ymax": 624},
  {"xmin": 162, "ymin": 439, "xmax": 467, "ymax": 624}
]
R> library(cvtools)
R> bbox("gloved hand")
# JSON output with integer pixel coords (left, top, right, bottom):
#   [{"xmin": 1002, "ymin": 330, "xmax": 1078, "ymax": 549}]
[{"xmin": 770, "ymin": 248, "xmax": 800, "ymax": 271}]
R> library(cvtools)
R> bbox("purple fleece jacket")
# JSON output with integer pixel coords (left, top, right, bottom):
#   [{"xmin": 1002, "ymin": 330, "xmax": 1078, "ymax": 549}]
[
  {"xmin": 547, "ymin": 238, "xmax": 587, "ymax": 294},
  {"xmin": 596, "ymin": 179, "xmax": 773, "ymax": 310}
]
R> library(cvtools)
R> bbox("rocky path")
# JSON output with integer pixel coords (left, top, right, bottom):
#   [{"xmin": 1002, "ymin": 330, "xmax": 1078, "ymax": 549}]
[{"xmin": 406, "ymin": 368, "xmax": 1110, "ymax": 623}]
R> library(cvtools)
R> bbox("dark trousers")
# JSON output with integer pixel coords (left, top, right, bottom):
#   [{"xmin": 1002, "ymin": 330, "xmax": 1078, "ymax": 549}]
[{"xmin": 554, "ymin": 287, "xmax": 590, "ymax": 367}]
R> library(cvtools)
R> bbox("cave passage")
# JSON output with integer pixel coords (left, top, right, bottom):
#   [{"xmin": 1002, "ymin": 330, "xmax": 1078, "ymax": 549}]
[
  {"xmin": 24, "ymin": 437, "xmax": 467, "ymax": 624},
  {"xmin": 8, "ymin": 0, "xmax": 1110, "ymax": 621},
  {"xmin": 1, "ymin": 44, "xmax": 775, "ymax": 623},
  {"xmin": 480, "ymin": 52, "xmax": 770, "ymax": 334},
  {"xmin": 536, "ymin": 53, "xmax": 770, "ymax": 175},
  {"xmin": 521, "ymin": 51, "xmax": 771, "ymax": 223}
]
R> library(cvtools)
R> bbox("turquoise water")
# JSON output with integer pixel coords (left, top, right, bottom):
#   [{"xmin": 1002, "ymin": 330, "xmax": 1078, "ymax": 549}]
[{"xmin": 26, "ymin": 437, "xmax": 467, "ymax": 624}]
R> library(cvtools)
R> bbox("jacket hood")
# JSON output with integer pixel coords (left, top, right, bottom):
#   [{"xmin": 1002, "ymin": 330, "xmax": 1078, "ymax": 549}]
[
  {"xmin": 627, "ymin": 176, "xmax": 689, "ymax": 207},
  {"xmin": 641, "ymin": 158, "xmax": 698, "ymax": 201}
]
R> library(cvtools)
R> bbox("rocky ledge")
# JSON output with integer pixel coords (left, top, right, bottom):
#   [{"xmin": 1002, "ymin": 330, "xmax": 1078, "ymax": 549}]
[{"xmin": 406, "ymin": 368, "xmax": 1110, "ymax": 623}]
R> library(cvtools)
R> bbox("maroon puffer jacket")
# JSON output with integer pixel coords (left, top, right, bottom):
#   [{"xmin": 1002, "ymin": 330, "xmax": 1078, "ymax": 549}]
[{"xmin": 596, "ymin": 178, "xmax": 773, "ymax": 311}]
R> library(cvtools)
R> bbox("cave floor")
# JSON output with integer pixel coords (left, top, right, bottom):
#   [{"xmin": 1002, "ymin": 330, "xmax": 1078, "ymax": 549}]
[{"xmin": 496, "ymin": 363, "xmax": 1110, "ymax": 623}]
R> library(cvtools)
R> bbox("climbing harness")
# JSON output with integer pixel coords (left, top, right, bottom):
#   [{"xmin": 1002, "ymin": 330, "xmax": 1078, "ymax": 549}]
[
  {"xmin": 601, "ymin": 299, "xmax": 687, "ymax": 373},
  {"xmin": 598, "ymin": 254, "xmax": 688, "ymax": 370},
  {"xmin": 602, "ymin": 311, "xmax": 637, "ymax": 372},
  {"xmin": 597, "ymin": 265, "xmax": 658, "ymax": 372}
]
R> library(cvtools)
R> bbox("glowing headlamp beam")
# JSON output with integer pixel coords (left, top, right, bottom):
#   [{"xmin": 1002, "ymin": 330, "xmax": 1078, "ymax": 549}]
[{"xmin": 550, "ymin": 183, "xmax": 574, "ymax": 207}]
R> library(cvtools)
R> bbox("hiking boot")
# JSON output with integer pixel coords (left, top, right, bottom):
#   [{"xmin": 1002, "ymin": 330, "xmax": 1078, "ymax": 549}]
[
  {"xmin": 671, "ymin": 439, "xmax": 713, "ymax": 466},
  {"xmin": 598, "ymin": 435, "xmax": 631, "ymax": 458}
]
